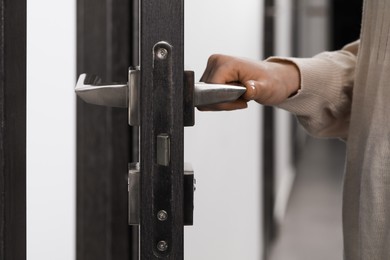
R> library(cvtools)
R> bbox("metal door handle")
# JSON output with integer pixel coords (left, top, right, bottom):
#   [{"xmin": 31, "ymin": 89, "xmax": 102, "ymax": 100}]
[
  {"xmin": 193, "ymin": 82, "xmax": 246, "ymax": 106},
  {"xmin": 75, "ymin": 74, "xmax": 128, "ymax": 107},
  {"xmin": 75, "ymin": 68, "xmax": 246, "ymax": 126}
]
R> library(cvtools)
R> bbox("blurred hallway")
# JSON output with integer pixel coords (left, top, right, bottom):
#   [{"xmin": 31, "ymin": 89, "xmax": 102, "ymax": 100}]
[{"xmin": 270, "ymin": 137, "xmax": 346, "ymax": 260}]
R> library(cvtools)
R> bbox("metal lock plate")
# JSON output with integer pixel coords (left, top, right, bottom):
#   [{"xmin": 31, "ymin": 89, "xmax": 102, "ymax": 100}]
[{"xmin": 128, "ymin": 162, "xmax": 195, "ymax": 226}]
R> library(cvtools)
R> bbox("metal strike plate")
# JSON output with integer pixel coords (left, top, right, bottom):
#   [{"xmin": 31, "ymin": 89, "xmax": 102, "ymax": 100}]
[
  {"xmin": 128, "ymin": 162, "xmax": 140, "ymax": 225},
  {"xmin": 128, "ymin": 162, "xmax": 195, "ymax": 226},
  {"xmin": 157, "ymin": 134, "xmax": 170, "ymax": 166},
  {"xmin": 128, "ymin": 67, "xmax": 140, "ymax": 126}
]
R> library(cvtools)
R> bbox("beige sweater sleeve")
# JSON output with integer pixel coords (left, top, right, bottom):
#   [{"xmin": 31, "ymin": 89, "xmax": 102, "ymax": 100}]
[{"xmin": 268, "ymin": 41, "xmax": 359, "ymax": 139}]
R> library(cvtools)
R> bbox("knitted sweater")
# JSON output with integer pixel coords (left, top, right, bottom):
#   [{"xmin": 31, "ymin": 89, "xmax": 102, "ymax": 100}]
[{"xmin": 270, "ymin": 1, "xmax": 390, "ymax": 259}]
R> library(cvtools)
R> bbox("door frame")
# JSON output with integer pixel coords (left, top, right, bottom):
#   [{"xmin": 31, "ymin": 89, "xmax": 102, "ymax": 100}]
[
  {"xmin": 263, "ymin": 0, "xmax": 277, "ymax": 259},
  {"xmin": 0, "ymin": 0, "xmax": 27, "ymax": 259}
]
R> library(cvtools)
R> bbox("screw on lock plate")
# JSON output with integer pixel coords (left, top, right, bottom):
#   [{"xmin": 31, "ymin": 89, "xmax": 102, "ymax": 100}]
[{"xmin": 75, "ymin": 68, "xmax": 246, "ymax": 126}]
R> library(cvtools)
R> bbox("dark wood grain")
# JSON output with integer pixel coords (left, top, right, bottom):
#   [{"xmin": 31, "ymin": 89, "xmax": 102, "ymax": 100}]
[
  {"xmin": 76, "ymin": 0, "xmax": 137, "ymax": 259},
  {"xmin": 0, "ymin": 0, "xmax": 27, "ymax": 259},
  {"xmin": 140, "ymin": 0, "xmax": 184, "ymax": 259}
]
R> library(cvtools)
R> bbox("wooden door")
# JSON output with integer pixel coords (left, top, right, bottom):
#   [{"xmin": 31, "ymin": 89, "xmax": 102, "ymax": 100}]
[
  {"xmin": 76, "ymin": 0, "xmax": 138, "ymax": 259},
  {"xmin": 76, "ymin": 0, "xmax": 185, "ymax": 259},
  {"xmin": 0, "ymin": 0, "xmax": 27, "ymax": 259}
]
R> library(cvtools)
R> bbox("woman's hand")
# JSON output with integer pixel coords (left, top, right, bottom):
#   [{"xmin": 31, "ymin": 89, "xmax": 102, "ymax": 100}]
[{"xmin": 199, "ymin": 54, "xmax": 300, "ymax": 110}]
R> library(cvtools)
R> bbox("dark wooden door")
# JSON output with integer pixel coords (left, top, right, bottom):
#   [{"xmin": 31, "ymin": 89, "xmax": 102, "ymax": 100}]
[
  {"xmin": 0, "ymin": 0, "xmax": 27, "ymax": 259},
  {"xmin": 76, "ymin": 0, "xmax": 185, "ymax": 259},
  {"xmin": 76, "ymin": 0, "xmax": 138, "ymax": 259}
]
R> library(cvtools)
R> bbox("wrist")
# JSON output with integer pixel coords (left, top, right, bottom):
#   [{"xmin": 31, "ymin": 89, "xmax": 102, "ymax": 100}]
[{"xmin": 266, "ymin": 59, "xmax": 301, "ymax": 98}]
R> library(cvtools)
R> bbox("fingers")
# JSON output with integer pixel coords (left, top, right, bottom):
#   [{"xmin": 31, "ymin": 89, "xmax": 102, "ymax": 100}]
[
  {"xmin": 200, "ymin": 54, "xmax": 238, "ymax": 84},
  {"xmin": 199, "ymin": 55, "xmax": 249, "ymax": 111},
  {"xmin": 199, "ymin": 55, "xmax": 296, "ymax": 109},
  {"xmin": 200, "ymin": 56, "xmax": 214, "ymax": 82},
  {"xmin": 200, "ymin": 54, "xmax": 219, "ymax": 82},
  {"xmin": 199, "ymin": 54, "xmax": 286, "ymax": 110}
]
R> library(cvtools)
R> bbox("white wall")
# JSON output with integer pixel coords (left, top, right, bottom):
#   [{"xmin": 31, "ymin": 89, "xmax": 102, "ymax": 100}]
[
  {"xmin": 27, "ymin": 1, "xmax": 76, "ymax": 259},
  {"xmin": 184, "ymin": 0, "xmax": 264, "ymax": 259}
]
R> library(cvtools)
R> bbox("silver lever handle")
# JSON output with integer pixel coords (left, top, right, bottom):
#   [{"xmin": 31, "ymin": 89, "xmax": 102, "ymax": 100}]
[
  {"xmin": 75, "ymin": 74, "xmax": 128, "ymax": 108},
  {"xmin": 193, "ymin": 82, "xmax": 246, "ymax": 107},
  {"xmin": 76, "ymin": 69, "xmax": 140, "ymax": 125},
  {"xmin": 75, "ymin": 68, "xmax": 246, "ymax": 125}
]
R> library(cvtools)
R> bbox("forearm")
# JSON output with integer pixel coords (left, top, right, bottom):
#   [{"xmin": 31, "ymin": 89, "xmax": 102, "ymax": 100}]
[{"xmin": 268, "ymin": 41, "xmax": 359, "ymax": 138}]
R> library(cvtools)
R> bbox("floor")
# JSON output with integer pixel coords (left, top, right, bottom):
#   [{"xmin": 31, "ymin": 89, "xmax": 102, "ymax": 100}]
[{"xmin": 270, "ymin": 137, "xmax": 346, "ymax": 260}]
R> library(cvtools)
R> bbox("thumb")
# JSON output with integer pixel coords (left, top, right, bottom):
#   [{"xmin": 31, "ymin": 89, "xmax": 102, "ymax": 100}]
[
  {"xmin": 242, "ymin": 79, "xmax": 276, "ymax": 105},
  {"xmin": 241, "ymin": 80, "xmax": 257, "ymax": 101}
]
